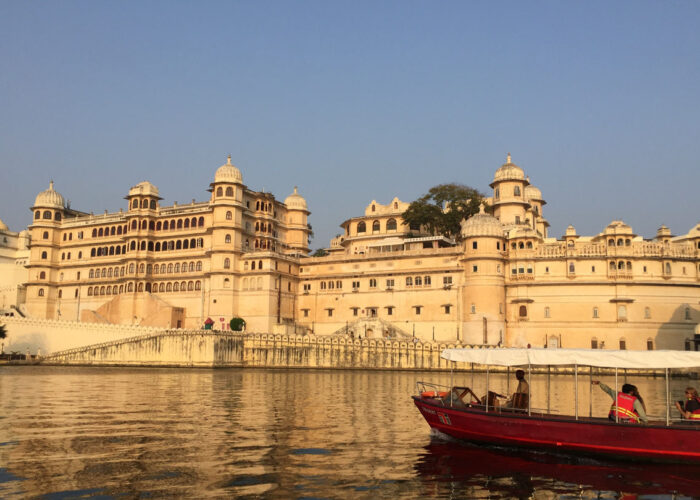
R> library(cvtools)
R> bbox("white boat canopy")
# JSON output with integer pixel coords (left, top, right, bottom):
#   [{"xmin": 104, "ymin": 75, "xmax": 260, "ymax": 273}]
[{"xmin": 440, "ymin": 348, "xmax": 700, "ymax": 369}]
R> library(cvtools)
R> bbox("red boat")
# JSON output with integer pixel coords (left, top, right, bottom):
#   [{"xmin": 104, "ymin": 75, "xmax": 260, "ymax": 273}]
[{"xmin": 413, "ymin": 348, "xmax": 700, "ymax": 464}]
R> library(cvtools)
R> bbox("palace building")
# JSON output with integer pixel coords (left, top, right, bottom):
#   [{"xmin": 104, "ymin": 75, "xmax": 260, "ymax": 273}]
[{"xmin": 15, "ymin": 154, "xmax": 700, "ymax": 350}]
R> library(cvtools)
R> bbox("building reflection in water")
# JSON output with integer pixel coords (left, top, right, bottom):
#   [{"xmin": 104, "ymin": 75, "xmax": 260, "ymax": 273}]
[{"xmin": 0, "ymin": 366, "xmax": 698, "ymax": 498}]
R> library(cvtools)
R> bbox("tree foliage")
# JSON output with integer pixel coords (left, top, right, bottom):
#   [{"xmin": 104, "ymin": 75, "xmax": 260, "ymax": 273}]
[
  {"xmin": 0, "ymin": 323, "xmax": 6, "ymax": 339},
  {"xmin": 311, "ymin": 248, "xmax": 328, "ymax": 257},
  {"xmin": 401, "ymin": 183, "xmax": 488, "ymax": 241},
  {"xmin": 230, "ymin": 317, "xmax": 246, "ymax": 331}
]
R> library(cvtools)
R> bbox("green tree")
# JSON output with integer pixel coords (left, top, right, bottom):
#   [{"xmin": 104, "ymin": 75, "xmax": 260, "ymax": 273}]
[
  {"xmin": 402, "ymin": 183, "xmax": 488, "ymax": 241},
  {"xmin": 229, "ymin": 317, "xmax": 246, "ymax": 331},
  {"xmin": 0, "ymin": 323, "xmax": 6, "ymax": 339},
  {"xmin": 311, "ymin": 248, "xmax": 328, "ymax": 257}
]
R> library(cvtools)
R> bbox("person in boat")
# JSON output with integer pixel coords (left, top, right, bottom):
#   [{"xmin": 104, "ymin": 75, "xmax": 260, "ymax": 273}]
[
  {"xmin": 592, "ymin": 380, "xmax": 648, "ymax": 424},
  {"xmin": 504, "ymin": 369, "xmax": 529, "ymax": 409},
  {"xmin": 675, "ymin": 387, "xmax": 700, "ymax": 420}
]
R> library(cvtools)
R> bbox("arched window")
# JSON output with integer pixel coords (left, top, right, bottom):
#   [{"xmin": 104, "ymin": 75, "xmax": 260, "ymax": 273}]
[
  {"xmin": 131, "ymin": 220, "xmax": 137, "ymax": 230},
  {"xmin": 197, "ymin": 238, "xmax": 203, "ymax": 247},
  {"xmin": 406, "ymin": 277, "xmax": 413, "ymax": 286},
  {"xmin": 195, "ymin": 281, "xmax": 201, "ymax": 291},
  {"xmin": 618, "ymin": 261, "xmax": 624, "ymax": 270},
  {"xmin": 626, "ymin": 261, "xmax": 632, "ymax": 270},
  {"xmin": 258, "ymin": 260, "xmax": 263, "ymax": 269},
  {"xmin": 519, "ymin": 305, "xmax": 527, "ymax": 317},
  {"xmin": 372, "ymin": 220, "xmax": 380, "ymax": 232},
  {"xmin": 41, "ymin": 210, "xmax": 52, "ymax": 220},
  {"xmin": 514, "ymin": 186, "xmax": 521, "ymax": 196},
  {"xmin": 357, "ymin": 221, "xmax": 366, "ymax": 233},
  {"xmin": 54, "ymin": 212, "xmax": 61, "ymax": 221},
  {"xmin": 43, "ymin": 231, "xmax": 49, "ymax": 240},
  {"xmin": 568, "ymin": 262, "xmax": 575, "ymax": 273},
  {"xmin": 139, "ymin": 220, "xmax": 146, "ymax": 230},
  {"xmin": 58, "ymin": 289, "xmax": 62, "ymax": 298},
  {"xmin": 138, "ymin": 263, "xmax": 144, "ymax": 273},
  {"xmin": 646, "ymin": 338, "xmax": 654, "ymax": 351},
  {"xmin": 526, "ymin": 241, "xmax": 533, "ymax": 249},
  {"xmin": 35, "ymin": 211, "xmax": 40, "ymax": 219},
  {"xmin": 226, "ymin": 187, "xmax": 233, "ymax": 197},
  {"xmin": 163, "ymin": 221, "xmax": 169, "ymax": 230},
  {"xmin": 145, "ymin": 283, "xmax": 151, "ymax": 292},
  {"xmin": 415, "ymin": 276, "xmax": 422, "ymax": 286},
  {"xmin": 216, "ymin": 187, "xmax": 223, "ymax": 197},
  {"xmin": 183, "ymin": 239, "xmax": 189, "ymax": 249},
  {"xmin": 166, "ymin": 282, "xmax": 172, "ymax": 292},
  {"xmin": 39, "ymin": 271, "xmax": 46, "ymax": 279},
  {"xmin": 107, "ymin": 268, "xmax": 113, "ymax": 277},
  {"xmin": 617, "ymin": 238, "xmax": 623, "ymax": 246},
  {"xmin": 176, "ymin": 240, "xmax": 182, "ymax": 250},
  {"xmin": 176, "ymin": 219, "xmax": 182, "ymax": 229},
  {"xmin": 196, "ymin": 261, "xmax": 202, "ymax": 271},
  {"xmin": 198, "ymin": 217, "xmax": 204, "ymax": 227},
  {"xmin": 128, "ymin": 263, "xmax": 135, "ymax": 273},
  {"xmin": 608, "ymin": 238, "xmax": 614, "ymax": 246},
  {"xmin": 251, "ymin": 261, "xmax": 256, "ymax": 270},
  {"xmin": 174, "ymin": 263, "xmax": 180, "ymax": 273},
  {"xmin": 38, "ymin": 288, "xmax": 44, "ymax": 296},
  {"xmin": 225, "ymin": 234, "xmax": 231, "ymax": 244},
  {"xmin": 89, "ymin": 269, "xmax": 95, "ymax": 278},
  {"xmin": 173, "ymin": 282, "xmax": 179, "ymax": 292},
  {"xmin": 226, "ymin": 211, "xmax": 232, "ymax": 220},
  {"xmin": 665, "ymin": 262, "xmax": 671, "ymax": 274},
  {"xmin": 167, "ymin": 263, "xmax": 173, "ymax": 273},
  {"xmin": 132, "ymin": 200, "xmax": 138, "ymax": 209},
  {"xmin": 518, "ymin": 242, "xmax": 524, "ymax": 249},
  {"xmin": 87, "ymin": 287, "xmax": 93, "ymax": 296},
  {"xmin": 386, "ymin": 218, "xmax": 397, "ymax": 231},
  {"xmin": 591, "ymin": 337, "xmax": 598, "ymax": 349},
  {"xmin": 41, "ymin": 251, "xmax": 47, "ymax": 259},
  {"xmin": 609, "ymin": 261, "xmax": 616, "ymax": 271},
  {"xmin": 92, "ymin": 228, "xmax": 97, "ymax": 238},
  {"xmin": 127, "ymin": 282, "xmax": 133, "ymax": 292},
  {"xmin": 189, "ymin": 262, "xmax": 194, "ymax": 272},
  {"xmin": 159, "ymin": 283, "xmax": 165, "ymax": 292},
  {"xmin": 184, "ymin": 219, "xmax": 190, "ymax": 229},
  {"xmin": 119, "ymin": 285, "xmax": 124, "ymax": 293},
  {"xmin": 191, "ymin": 217, "xmax": 197, "ymax": 227},
  {"xmin": 188, "ymin": 281, "xmax": 194, "ymax": 291},
  {"xmin": 593, "ymin": 307, "xmax": 599, "ymax": 318}
]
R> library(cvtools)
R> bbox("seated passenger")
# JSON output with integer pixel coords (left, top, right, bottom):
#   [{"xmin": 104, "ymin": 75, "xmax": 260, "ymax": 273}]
[
  {"xmin": 675, "ymin": 387, "xmax": 700, "ymax": 420},
  {"xmin": 592, "ymin": 380, "xmax": 648, "ymax": 424},
  {"xmin": 504, "ymin": 369, "xmax": 529, "ymax": 409}
]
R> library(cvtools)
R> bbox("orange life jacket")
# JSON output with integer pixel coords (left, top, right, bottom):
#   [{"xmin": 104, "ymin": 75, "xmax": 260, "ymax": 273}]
[
  {"xmin": 689, "ymin": 397, "xmax": 700, "ymax": 419},
  {"xmin": 609, "ymin": 392, "xmax": 639, "ymax": 422}
]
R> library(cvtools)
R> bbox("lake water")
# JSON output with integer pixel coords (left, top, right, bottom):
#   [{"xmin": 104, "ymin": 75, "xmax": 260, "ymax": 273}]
[{"xmin": 1, "ymin": 366, "xmax": 699, "ymax": 499}]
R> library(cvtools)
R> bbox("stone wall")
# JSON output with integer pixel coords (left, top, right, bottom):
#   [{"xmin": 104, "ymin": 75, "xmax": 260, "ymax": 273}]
[
  {"xmin": 35, "ymin": 328, "xmax": 467, "ymax": 370},
  {"xmin": 1, "ymin": 316, "xmax": 166, "ymax": 355}
]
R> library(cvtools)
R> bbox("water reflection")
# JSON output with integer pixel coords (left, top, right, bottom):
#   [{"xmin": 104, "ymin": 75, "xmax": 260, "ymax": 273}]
[{"xmin": 0, "ymin": 366, "xmax": 698, "ymax": 498}]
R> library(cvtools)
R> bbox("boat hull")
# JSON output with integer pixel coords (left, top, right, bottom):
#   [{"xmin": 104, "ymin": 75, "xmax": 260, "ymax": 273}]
[{"xmin": 413, "ymin": 396, "xmax": 700, "ymax": 463}]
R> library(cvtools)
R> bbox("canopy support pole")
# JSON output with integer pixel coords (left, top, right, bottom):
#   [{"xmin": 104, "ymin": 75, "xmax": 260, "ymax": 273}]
[
  {"xmin": 450, "ymin": 362, "xmax": 454, "ymax": 408},
  {"xmin": 574, "ymin": 364, "xmax": 579, "ymax": 420},
  {"xmin": 666, "ymin": 368, "xmax": 670, "ymax": 426},
  {"xmin": 485, "ymin": 365, "xmax": 490, "ymax": 412},
  {"xmin": 589, "ymin": 366, "xmax": 593, "ymax": 418},
  {"xmin": 506, "ymin": 366, "xmax": 510, "ymax": 394},
  {"xmin": 528, "ymin": 364, "xmax": 532, "ymax": 416},
  {"xmin": 546, "ymin": 365, "xmax": 551, "ymax": 415},
  {"xmin": 615, "ymin": 368, "xmax": 619, "ymax": 423}
]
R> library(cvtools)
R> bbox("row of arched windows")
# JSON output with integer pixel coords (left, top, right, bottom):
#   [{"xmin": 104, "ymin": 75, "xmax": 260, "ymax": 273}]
[
  {"xmin": 86, "ymin": 280, "xmax": 202, "ymax": 296},
  {"xmin": 356, "ymin": 219, "xmax": 398, "ymax": 234},
  {"xmin": 90, "ymin": 267, "xmax": 125, "ymax": 278},
  {"xmin": 511, "ymin": 241, "xmax": 534, "ymax": 250},
  {"xmin": 92, "ymin": 226, "xmax": 128, "ymax": 238},
  {"xmin": 89, "ymin": 261, "xmax": 204, "ymax": 279},
  {"xmin": 608, "ymin": 238, "xmax": 632, "ymax": 246},
  {"xmin": 243, "ymin": 260, "xmax": 264, "ymax": 270},
  {"xmin": 610, "ymin": 261, "xmax": 633, "ymax": 271},
  {"xmin": 34, "ymin": 210, "xmax": 62, "ymax": 221},
  {"xmin": 242, "ymin": 277, "xmax": 264, "ymax": 290},
  {"xmin": 90, "ymin": 238, "xmax": 205, "ymax": 257},
  {"xmin": 215, "ymin": 186, "xmax": 236, "ymax": 197},
  {"xmin": 255, "ymin": 221, "xmax": 274, "ymax": 233},
  {"xmin": 91, "ymin": 246, "xmax": 127, "ymax": 257},
  {"xmin": 254, "ymin": 239, "xmax": 274, "ymax": 250},
  {"xmin": 131, "ymin": 198, "xmax": 157, "ymax": 210},
  {"xmin": 406, "ymin": 276, "xmax": 432, "ymax": 287}
]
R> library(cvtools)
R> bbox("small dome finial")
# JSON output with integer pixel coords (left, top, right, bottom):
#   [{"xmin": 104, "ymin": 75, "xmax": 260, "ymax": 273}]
[
  {"xmin": 479, "ymin": 202, "xmax": 485, "ymax": 214},
  {"xmin": 294, "ymin": 186, "xmax": 298, "ymax": 194},
  {"xmin": 506, "ymin": 153, "xmax": 511, "ymax": 164},
  {"xmin": 49, "ymin": 180, "xmax": 54, "ymax": 190},
  {"xmin": 226, "ymin": 155, "xmax": 232, "ymax": 165}
]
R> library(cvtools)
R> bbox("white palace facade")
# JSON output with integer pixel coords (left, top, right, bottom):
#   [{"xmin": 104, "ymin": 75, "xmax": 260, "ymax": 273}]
[{"xmin": 7, "ymin": 155, "xmax": 700, "ymax": 350}]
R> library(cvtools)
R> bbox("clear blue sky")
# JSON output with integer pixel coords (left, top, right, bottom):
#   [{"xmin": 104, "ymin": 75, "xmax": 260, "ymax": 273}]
[{"xmin": 1, "ymin": 1, "xmax": 699, "ymax": 248}]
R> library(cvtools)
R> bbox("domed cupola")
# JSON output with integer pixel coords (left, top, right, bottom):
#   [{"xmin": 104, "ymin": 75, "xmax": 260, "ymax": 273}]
[
  {"xmin": 0, "ymin": 217, "xmax": 8, "ymax": 231},
  {"xmin": 460, "ymin": 204, "xmax": 504, "ymax": 238},
  {"xmin": 284, "ymin": 186, "xmax": 308, "ymax": 211},
  {"xmin": 214, "ymin": 155, "xmax": 243, "ymax": 184},
  {"xmin": 34, "ymin": 181, "xmax": 65, "ymax": 208},
  {"xmin": 524, "ymin": 184, "xmax": 544, "ymax": 204},
  {"xmin": 491, "ymin": 153, "xmax": 528, "ymax": 186}
]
